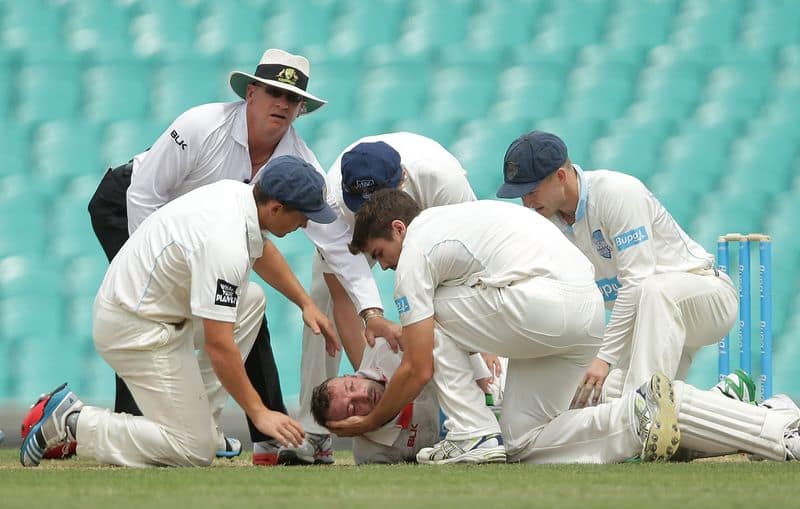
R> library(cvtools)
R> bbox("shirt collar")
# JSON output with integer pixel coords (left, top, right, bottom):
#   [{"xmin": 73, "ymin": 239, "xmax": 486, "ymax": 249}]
[
  {"xmin": 232, "ymin": 101, "xmax": 249, "ymax": 150},
  {"xmin": 573, "ymin": 164, "xmax": 587, "ymax": 222}
]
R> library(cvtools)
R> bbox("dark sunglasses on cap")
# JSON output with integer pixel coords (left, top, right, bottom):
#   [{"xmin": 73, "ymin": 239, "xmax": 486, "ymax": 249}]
[{"xmin": 253, "ymin": 83, "xmax": 303, "ymax": 104}]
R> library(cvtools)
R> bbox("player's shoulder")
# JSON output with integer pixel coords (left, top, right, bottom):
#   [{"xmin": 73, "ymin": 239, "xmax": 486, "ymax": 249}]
[{"xmin": 587, "ymin": 169, "xmax": 647, "ymax": 196}]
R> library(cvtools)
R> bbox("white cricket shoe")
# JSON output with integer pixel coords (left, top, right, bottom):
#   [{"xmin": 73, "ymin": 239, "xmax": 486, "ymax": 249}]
[
  {"xmin": 416, "ymin": 433, "xmax": 506, "ymax": 465},
  {"xmin": 277, "ymin": 432, "xmax": 334, "ymax": 465},
  {"xmin": 20, "ymin": 383, "xmax": 83, "ymax": 467},
  {"xmin": 634, "ymin": 372, "xmax": 680, "ymax": 462},
  {"xmin": 762, "ymin": 394, "xmax": 800, "ymax": 420},
  {"xmin": 783, "ymin": 422, "xmax": 800, "ymax": 460}
]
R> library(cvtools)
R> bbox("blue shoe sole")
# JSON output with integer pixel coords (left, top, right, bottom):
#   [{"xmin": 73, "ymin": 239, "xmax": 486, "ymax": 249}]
[{"xmin": 20, "ymin": 383, "xmax": 70, "ymax": 467}]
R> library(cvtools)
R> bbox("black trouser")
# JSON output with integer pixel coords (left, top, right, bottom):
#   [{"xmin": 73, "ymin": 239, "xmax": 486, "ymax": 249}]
[{"xmin": 87, "ymin": 163, "xmax": 287, "ymax": 440}]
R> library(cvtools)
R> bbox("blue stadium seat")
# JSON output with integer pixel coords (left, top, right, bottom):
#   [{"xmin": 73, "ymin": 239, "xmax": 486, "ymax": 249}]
[
  {"xmin": 194, "ymin": 0, "xmax": 269, "ymax": 57},
  {"xmin": 32, "ymin": 121, "xmax": 102, "ymax": 199},
  {"xmin": 0, "ymin": 177, "xmax": 48, "ymax": 258},
  {"xmin": 64, "ymin": 0, "xmax": 135, "ymax": 61},
  {"xmin": 532, "ymin": 0, "xmax": 611, "ymax": 50},
  {"xmin": 606, "ymin": 0, "xmax": 678, "ymax": 48},
  {"xmin": 0, "ymin": 0, "xmax": 66, "ymax": 62},
  {"xmin": 129, "ymin": 0, "xmax": 201, "ymax": 59},
  {"xmin": 398, "ymin": 0, "xmax": 476, "ymax": 53},
  {"xmin": 85, "ymin": 61, "xmax": 152, "ymax": 123},
  {"xmin": 16, "ymin": 61, "xmax": 82, "ymax": 123},
  {"xmin": 492, "ymin": 66, "xmax": 565, "ymax": 122},
  {"xmin": 102, "ymin": 119, "xmax": 164, "ymax": 170},
  {"xmin": 465, "ymin": 0, "xmax": 545, "ymax": 50},
  {"xmin": 427, "ymin": 65, "xmax": 498, "ymax": 122},
  {"xmin": 151, "ymin": 56, "xmax": 225, "ymax": 125},
  {"xmin": 357, "ymin": 62, "xmax": 430, "ymax": 123},
  {"xmin": 532, "ymin": 117, "xmax": 604, "ymax": 165},
  {"xmin": 312, "ymin": 118, "xmax": 389, "ymax": 169},
  {"xmin": 263, "ymin": 0, "xmax": 338, "ymax": 50},
  {"xmin": 330, "ymin": 0, "xmax": 408, "ymax": 54}
]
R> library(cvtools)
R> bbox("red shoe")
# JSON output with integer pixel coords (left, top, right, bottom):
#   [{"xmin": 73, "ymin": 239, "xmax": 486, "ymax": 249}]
[{"xmin": 21, "ymin": 391, "xmax": 77, "ymax": 459}]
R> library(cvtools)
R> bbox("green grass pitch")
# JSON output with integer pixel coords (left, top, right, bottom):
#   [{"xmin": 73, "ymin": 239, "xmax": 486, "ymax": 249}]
[{"xmin": 1, "ymin": 448, "xmax": 798, "ymax": 509}]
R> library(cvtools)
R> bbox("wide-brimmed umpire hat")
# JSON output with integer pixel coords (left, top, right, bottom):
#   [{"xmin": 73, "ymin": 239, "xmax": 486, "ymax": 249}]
[
  {"xmin": 256, "ymin": 155, "xmax": 336, "ymax": 224},
  {"xmin": 496, "ymin": 131, "xmax": 568, "ymax": 199},
  {"xmin": 229, "ymin": 49, "xmax": 327, "ymax": 114}
]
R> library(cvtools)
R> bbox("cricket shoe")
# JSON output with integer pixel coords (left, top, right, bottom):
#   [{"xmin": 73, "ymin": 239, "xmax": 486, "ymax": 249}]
[
  {"xmin": 416, "ymin": 433, "xmax": 506, "ymax": 465},
  {"xmin": 216, "ymin": 436, "xmax": 242, "ymax": 459},
  {"xmin": 712, "ymin": 369, "xmax": 757, "ymax": 404},
  {"xmin": 21, "ymin": 385, "xmax": 79, "ymax": 460},
  {"xmin": 277, "ymin": 432, "xmax": 334, "ymax": 465},
  {"xmin": 20, "ymin": 383, "xmax": 83, "ymax": 467},
  {"xmin": 252, "ymin": 438, "xmax": 281, "ymax": 466},
  {"xmin": 762, "ymin": 394, "xmax": 800, "ymax": 420},
  {"xmin": 634, "ymin": 372, "xmax": 680, "ymax": 462}
]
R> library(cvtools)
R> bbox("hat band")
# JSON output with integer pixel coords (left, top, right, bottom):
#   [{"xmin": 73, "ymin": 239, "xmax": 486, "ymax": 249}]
[{"xmin": 255, "ymin": 64, "xmax": 309, "ymax": 91}]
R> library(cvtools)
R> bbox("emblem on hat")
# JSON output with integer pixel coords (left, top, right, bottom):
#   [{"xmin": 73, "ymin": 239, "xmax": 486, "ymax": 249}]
[
  {"xmin": 276, "ymin": 67, "xmax": 299, "ymax": 86},
  {"xmin": 504, "ymin": 161, "xmax": 520, "ymax": 181}
]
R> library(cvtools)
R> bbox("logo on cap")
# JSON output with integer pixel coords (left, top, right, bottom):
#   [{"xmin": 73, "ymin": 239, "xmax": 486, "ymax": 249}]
[
  {"xmin": 276, "ymin": 67, "xmax": 299, "ymax": 86},
  {"xmin": 504, "ymin": 161, "xmax": 520, "ymax": 181},
  {"xmin": 354, "ymin": 178, "xmax": 376, "ymax": 192}
]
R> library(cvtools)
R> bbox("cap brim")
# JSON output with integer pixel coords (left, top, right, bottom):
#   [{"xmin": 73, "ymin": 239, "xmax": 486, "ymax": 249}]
[
  {"xmin": 495, "ymin": 180, "xmax": 539, "ymax": 199},
  {"xmin": 304, "ymin": 204, "xmax": 338, "ymax": 224},
  {"xmin": 342, "ymin": 191, "xmax": 366, "ymax": 213},
  {"xmin": 229, "ymin": 71, "xmax": 327, "ymax": 114}
]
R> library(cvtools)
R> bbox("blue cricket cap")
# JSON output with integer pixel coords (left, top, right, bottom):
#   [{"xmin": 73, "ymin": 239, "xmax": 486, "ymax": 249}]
[
  {"xmin": 341, "ymin": 141, "xmax": 402, "ymax": 212},
  {"xmin": 496, "ymin": 131, "xmax": 568, "ymax": 199},
  {"xmin": 256, "ymin": 155, "xmax": 336, "ymax": 224}
]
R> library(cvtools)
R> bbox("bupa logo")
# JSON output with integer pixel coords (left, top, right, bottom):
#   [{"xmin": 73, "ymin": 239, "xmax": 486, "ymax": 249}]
[
  {"xmin": 395, "ymin": 296, "xmax": 410, "ymax": 314},
  {"xmin": 591, "ymin": 229, "xmax": 612, "ymax": 259},
  {"xmin": 596, "ymin": 276, "xmax": 620, "ymax": 302},
  {"xmin": 170, "ymin": 130, "xmax": 187, "ymax": 150},
  {"xmin": 214, "ymin": 279, "xmax": 238, "ymax": 307},
  {"xmin": 614, "ymin": 226, "xmax": 649, "ymax": 252}
]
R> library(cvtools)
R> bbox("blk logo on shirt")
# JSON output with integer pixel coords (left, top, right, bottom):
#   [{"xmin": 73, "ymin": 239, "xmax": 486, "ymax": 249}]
[{"xmin": 215, "ymin": 279, "xmax": 238, "ymax": 307}]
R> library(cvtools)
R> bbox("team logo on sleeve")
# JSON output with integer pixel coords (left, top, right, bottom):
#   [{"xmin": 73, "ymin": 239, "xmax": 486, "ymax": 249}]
[
  {"xmin": 596, "ymin": 276, "xmax": 621, "ymax": 302},
  {"xmin": 614, "ymin": 226, "xmax": 649, "ymax": 252},
  {"xmin": 591, "ymin": 230, "xmax": 612, "ymax": 259},
  {"xmin": 395, "ymin": 296, "xmax": 411, "ymax": 315},
  {"xmin": 215, "ymin": 279, "xmax": 238, "ymax": 307}
]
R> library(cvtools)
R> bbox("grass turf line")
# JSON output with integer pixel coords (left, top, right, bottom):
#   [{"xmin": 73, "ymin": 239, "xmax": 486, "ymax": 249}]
[{"xmin": 1, "ymin": 448, "xmax": 798, "ymax": 509}]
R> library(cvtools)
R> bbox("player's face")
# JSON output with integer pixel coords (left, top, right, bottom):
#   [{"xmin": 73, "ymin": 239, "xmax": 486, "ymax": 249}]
[
  {"xmin": 246, "ymin": 83, "xmax": 303, "ymax": 136},
  {"xmin": 365, "ymin": 235, "xmax": 403, "ymax": 271},
  {"xmin": 521, "ymin": 170, "xmax": 564, "ymax": 218},
  {"xmin": 326, "ymin": 375, "xmax": 385, "ymax": 422},
  {"xmin": 268, "ymin": 207, "xmax": 308, "ymax": 237}
]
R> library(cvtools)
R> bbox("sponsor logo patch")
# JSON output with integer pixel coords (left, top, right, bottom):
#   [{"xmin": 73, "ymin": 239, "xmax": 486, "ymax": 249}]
[
  {"xmin": 596, "ymin": 276, "xmax": 621, "ymax": 302},
  {"xmin": 614, "ymin": 226, "xmax": 649, "ymax": 252},
  {"xmin": 215, "ymin": 279, "xmax": 238, "ymax": 307},
  {"xmin": 395, "ymin": 296, "xmax": 410, "ymax": 314},
  {"xmin": 170, "ymin": 129, "xmax": 187, "ymax": 150},
  {"xmin": 591, "ymin": 229, "xmax": 612, "ymax": 259}
]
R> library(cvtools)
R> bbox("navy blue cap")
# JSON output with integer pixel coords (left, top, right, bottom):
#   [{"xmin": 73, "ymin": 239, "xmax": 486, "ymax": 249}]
[
  {"xmin": 341, "ymin": 141, "xmax": 402, "ymax": 212},
  {"xmin": 496, "ymin": 131, "xmax": 568, "ymax": 199},
  {"xmin": 257, "ymin": 155, "xmax": 336, "ymax": 224}
]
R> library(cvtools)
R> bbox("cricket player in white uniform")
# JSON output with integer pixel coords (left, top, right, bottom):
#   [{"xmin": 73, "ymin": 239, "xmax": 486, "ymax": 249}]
[
  {"xmin": 288, "ymin": 134, "xmax": 482, "ymax": 463},
  {"xmin": 495, "ymin": 131, "xmax": 800, "ymax": 461},
  {"xmin": 21, "ymin": 156, "xmax": 337, "ymax": 468},
  {"xmin": 310, "ymin": 339, "xmax": 499, "ymax": 464},
  {"xmin": 327, "ymin": 189, "xmax": 685, "ymax": 465}
]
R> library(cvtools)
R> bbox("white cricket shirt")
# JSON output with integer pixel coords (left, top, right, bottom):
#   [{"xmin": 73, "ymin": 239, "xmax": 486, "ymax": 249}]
[
  {"xmin": 326, "ymin": 132, "xmax": 477, "ymax": 230},
  {"xmin": 548, "ymin": 167, "xmax": 715, "ymax": 365},
  {"xmin": 126, "ymin": 100, "xmax": 381, "ymax": 312},
  {"xmin": 393, "ymin": 201, "xmax": 595, "ymax": 327},
  {"xmin": 99, "ymin": 180, "xmax": 263, "ymax": 324}
]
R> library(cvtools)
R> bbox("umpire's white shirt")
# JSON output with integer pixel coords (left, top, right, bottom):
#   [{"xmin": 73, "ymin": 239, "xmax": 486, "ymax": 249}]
[
  {"xmin": 100, "ymin": 180, "xmax": 262, "ymax": 323},
  {"xmin": 125, "ymin": 100, "xmax": 380, "ymax": 312},
  {"xmin": 548, "ymin": 167, "xmax": 717, "ymax": 365},
  {"xmin": 394, "ymin": 200, "xmax": 594, "ymax": 328}
]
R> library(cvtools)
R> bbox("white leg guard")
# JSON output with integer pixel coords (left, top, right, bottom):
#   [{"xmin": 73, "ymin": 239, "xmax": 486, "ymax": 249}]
[{"xmin": 674, "ymin": 381, "xmax": 792, "ymax": 461}]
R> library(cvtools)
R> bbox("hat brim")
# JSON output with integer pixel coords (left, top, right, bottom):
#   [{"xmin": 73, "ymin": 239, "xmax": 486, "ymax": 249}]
[
  {"xmin": 495, "ymin": 180, "xmax": 540, "ymax": 199},
  {"xmin": 303, "ymin": 204, "xmax": 338, "ymax": 225},
  {"xmin": 229, "ymin": 71, "xmax": 327, "ymax": 115}
]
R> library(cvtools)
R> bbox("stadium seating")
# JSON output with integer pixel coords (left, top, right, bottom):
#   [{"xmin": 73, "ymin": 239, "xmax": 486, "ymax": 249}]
[{"xmin": 1, "ymin": 0, "xmax": 800, "ymax": 403}]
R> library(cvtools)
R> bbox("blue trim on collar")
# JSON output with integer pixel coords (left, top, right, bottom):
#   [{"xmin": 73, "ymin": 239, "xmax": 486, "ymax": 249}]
[{"xmin": 574, "ymin": 164, "xmax": 587, "ymax": 222}]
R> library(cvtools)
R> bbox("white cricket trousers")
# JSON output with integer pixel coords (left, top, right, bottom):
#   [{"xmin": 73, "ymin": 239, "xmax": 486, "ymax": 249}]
[
  {"xmin": 295, "ymin": 253, "xmax": 342, "ymax": 434},
  {"xmin": 604, "ymin": 270, "xmax": 738, "ymax": 398},
  {"xmin": 77, "ymin": 281, "xmax": 265, "ymax": 467},
  {"xmin": 432, "ymin": 277, "xmax": 650, "ymax": 463}
]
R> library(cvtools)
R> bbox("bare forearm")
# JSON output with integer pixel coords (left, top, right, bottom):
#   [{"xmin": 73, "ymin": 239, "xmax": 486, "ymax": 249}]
[
  {"xmin": 325, "ymin": 272, "xmax": 365, "ymax": 369},
  {"xmin": 205, "ymin": 340, "xmax": 266, "ymax": 419},
  {"xmin": 368, "ymin": 361, "xmax": 428, "ymax": 427}
]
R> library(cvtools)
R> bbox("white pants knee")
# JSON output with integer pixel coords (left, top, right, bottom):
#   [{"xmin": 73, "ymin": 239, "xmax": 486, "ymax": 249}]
[
  {"xmin": 431, "ymin": 277, "xmax": 605, "ymax": 444},
  {"xmin": 605, "ymin": 271, "xmax": 738, "ymax": 398},
  {"xmin": 78, "ymin": 282, "xmax": 265, "ymax": 467}
]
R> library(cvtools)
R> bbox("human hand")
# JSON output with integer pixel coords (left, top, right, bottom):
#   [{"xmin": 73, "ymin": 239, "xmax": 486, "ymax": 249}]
[
  {"xmin": 325, "ymin": 415, "xmax": 376, "ymax": 437},
  {"xmin": 570, "ymin": 358, "xmax": 610, "ymax": 409},
  {"xmin": 476, "ymin": 376, "xmax": 492, "ymax": 393},
  {"xmin": 303, "ymin": 304, "xmax": 340, "ymax": 356},
  {"xmin": 480, "ymin": 353, "xmax": 502, "ymax": 378},
  {"xmin": 365, "ymin": 316, "xmax": 402, "ymax": 352},
  {"xmin": 252, "ymin": 410, "xmax": 305, "ymax": 447}
]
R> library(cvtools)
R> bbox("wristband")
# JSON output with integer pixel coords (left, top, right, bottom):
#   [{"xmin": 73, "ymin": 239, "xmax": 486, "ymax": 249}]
[{"xmin": 360, "ymin": 308, "xmax": 384, "ymax": 327}]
